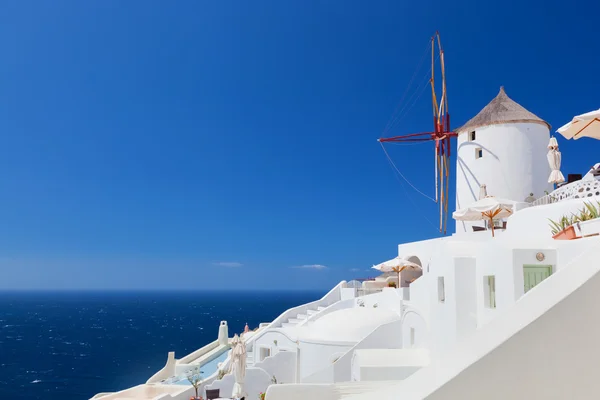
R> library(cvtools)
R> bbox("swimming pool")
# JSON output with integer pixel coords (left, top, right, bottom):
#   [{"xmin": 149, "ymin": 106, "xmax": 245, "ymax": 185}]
[{"xmin": 169, "ymin": 349, "xmax": 230, "ymax": 385}]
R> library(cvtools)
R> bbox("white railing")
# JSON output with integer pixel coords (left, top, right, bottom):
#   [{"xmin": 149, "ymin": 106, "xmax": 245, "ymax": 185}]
[
  {"xmin": 531, "ymin": 194, "xmax": 557, "ymax": 207},
  {"xmin": 532, "ymin": 179, "xmax": 600, "ymax": 207}
]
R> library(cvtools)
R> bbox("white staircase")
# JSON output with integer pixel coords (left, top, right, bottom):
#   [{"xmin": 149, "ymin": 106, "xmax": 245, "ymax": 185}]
[{"xmin": 279, "ymin": 305, "xmax": 327, "ymax": 329}]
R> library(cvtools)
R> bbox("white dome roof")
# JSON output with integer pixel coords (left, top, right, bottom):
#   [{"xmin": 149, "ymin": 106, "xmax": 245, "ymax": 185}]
[{"xmin": 297, "ymin": 307, "xmax": 400, "ymax": 344}]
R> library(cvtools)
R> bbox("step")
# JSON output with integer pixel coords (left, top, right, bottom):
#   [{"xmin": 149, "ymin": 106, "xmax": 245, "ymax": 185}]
[
  {"xmin": 306, "ymin": 310, "xmax": 318, "ymax": 316},
  {"xmin": 317, "ymin": 306, "xmax": 326, "ymax": 311},
  {"xmin": 287, "ymin": 318, "xmax": 302, "ymax": 324},
  {"xmin": 296, "ymin": 313, "xmax": 308, "ymax": 320},
  {"xmin": 281, "ymin": 322, "xmax": 296, "ymax": 328}
]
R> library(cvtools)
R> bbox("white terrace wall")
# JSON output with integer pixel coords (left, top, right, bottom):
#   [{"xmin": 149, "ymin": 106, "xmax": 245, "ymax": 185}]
[
  {"xmin": 245, "ymin": 282, "xmax": 345, "ymax": 355},
  {"xmin": 94, "ymin": 384, "xmax": 189, "ymax": 400},
  {"xmin": 204, "ymin": 367, "xmax": 272, "ymax": 400},
  {"xmin": 253, "ymin": 329, "xmax": 297, "ymax": 360},
  {"xmin": 266, "ymin": 383, "xmax": 336, "ymax": 400},
  {"xmin": 302, "ymin": 319, "xmax": 404, "ymax": 384},
  {"xmin": 146, "ymin": 352, "xmax": 177, "ymax": 384},
  {"xmin": 400, "ymin": 305, "xmax": 427, "ymax": 349},
  {"xmin": 254, "ymin": 350, "xmax": 296, "ymax": 384},
  {"xmin": 299, "ymin": 298, "xmax": 355, "ymax": 326},
  {"xmin": 298, "ymin": 340, "xmax": 352, "ymax": 382},
  {"xmin": 506, "ymin": 197, "xmax": 592, "ymax": 240},
  {"xmin": 349, "ymin": 243, "xmax": 600, "ymax": 400}
]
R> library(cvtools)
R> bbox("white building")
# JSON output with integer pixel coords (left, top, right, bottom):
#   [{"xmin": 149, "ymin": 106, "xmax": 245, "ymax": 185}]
[
  {"xmin": 91, "ymin": 89, "xmax": 600, "ymax": 400},
  {"xmin": 455, "ymin": 86, "xmax": 553, "ymax": 233}
]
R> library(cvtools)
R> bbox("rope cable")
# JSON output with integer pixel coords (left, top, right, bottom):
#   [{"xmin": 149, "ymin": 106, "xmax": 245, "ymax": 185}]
[
  {"xmin": 379, "ymin": 141, "xmax": 436, "ymax": 203},
  {"xmin": 384, "ymin": 52, "xmax": 441, "ymax": 134},
  {"xmin": 382, "ymin": 147, "xmax": 439, "ymax": 232},
  {"xmin": 382, "ymin": 40, "xmax": 432, "ymax": 137}
]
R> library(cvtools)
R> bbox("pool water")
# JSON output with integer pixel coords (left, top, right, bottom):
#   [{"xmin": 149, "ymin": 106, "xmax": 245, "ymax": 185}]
[{"xmin": 172, "ymin": 349, "xmax": 230, "ymax": 385}]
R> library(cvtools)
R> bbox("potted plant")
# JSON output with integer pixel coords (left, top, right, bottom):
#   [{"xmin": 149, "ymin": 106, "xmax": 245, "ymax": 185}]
[
  {"xmin": 187, "ymin": 367, "xmax": 203, "ymax": 400},
  {"xmin": 577, "ymin": 202, "xmax": 600, "ymax": 237},
  {"xmin": 388, "ymin": 282, "xmax": 397, "ymax": 288},
  {"xmin": 549, "ymin": 215, "xmax": 578, "ymax": 240},
  {"xmin": 258, "ymin": 392, "xmax": 266, "ymax": 400}
]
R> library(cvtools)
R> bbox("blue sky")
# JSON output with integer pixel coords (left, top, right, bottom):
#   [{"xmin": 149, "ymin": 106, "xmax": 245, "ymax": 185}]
[{"xmin": 0, "ymin": 0, "xmax": 598, "ymax": 290}]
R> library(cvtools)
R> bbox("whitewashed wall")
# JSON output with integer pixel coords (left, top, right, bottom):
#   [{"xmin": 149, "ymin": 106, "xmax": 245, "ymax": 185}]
[
  {"xmin": 266, "ymin": 383, "xmax": 336, "ymax": 400},
  {"xmin": 204, "ymin": 367, "xmax": 271, "ymax": 400},
  {"xmin": 253, "ymin": 329, "xmax": 297, "ymax": 359},
  {"xmin": 373, "ymin": 244, "xmax": 600, "ymax": 400},
  {"xmin": 302, "ymin": 319, "xmax": 404, "ymax": 384},
  {"xmin": 455, "ymin": 122, "xmax": 552, "ymax": 234},
  {"xmin": 298, "ymin": 341, "xmax": 352, "ymax": 381},
  {"xmin": 400, "ymin": 307, "xmax": 427, "ymax": 349},
  {"xmin": 254, "ymin": 350, "xmax": 296, "ymax": 384}
]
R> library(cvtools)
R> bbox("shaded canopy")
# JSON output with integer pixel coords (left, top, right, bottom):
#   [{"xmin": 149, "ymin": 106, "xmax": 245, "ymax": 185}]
[
  {"xmin": 452, "ymin": 196, "xmax": 515, "ymax": 222},
  {"xmin": 557, "ymin": 109, "xmax": 600, "ymax": 140},
  {"xmin": 457, "ymin": 87, "xmax": 550, "ymax": 133}
]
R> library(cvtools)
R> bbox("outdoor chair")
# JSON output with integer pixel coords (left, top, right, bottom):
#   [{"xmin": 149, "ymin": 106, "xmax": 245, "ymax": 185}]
[{"xmin": 205, "ymin": 388, "xmax": 220, "ymax": 400}]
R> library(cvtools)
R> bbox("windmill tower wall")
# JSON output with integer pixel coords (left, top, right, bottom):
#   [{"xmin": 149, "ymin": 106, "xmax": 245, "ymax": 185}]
[{"xmin": 454, "ymin": 88, "xmax": 553, "ymax": 234}]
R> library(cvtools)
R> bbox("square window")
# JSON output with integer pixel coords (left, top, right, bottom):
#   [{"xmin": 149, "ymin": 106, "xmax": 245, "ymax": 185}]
[
  {"xmin": 484, "ymin": 275, "xmax": 496, "ymax": 309},
  {"xmin": 469, "ymin": 131, "xmax": 476, "ymax": 141},
  {"xmin": 437, "ymin": 277, "xmax": 445, "ymax": 303},
  {"xmin": 475, "ymin": 148, "xmax": 483, "ymax": 159}
]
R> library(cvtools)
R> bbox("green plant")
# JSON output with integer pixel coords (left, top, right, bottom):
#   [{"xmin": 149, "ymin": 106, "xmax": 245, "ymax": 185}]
[
  {"xmin": 186, "ymin": 367, "xmax": 203, "ymax": 400},
  {"xmin": 217, "ymin": 369, "xmax": 226, "ymax": 380},
  {"xmin": 258, "ymin": 392, "xmax": 266, "ymax": 400},
  {"xmin": 549, "ymin": 214, "xmax": 577, "ymax": 235},
  {"xmin": 583, "ymin": 201, "xmax": 600, "ymax": 219},
  {"xmin": 273, "ymin": 340, "xmax": 278, "ymax": 346},
  {"xmin": 388, "ymin": 281, "xmax": 397, "ymax": 288}
]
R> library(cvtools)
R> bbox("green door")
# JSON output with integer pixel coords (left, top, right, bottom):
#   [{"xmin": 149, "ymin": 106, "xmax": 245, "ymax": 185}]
[{"xmin": 523, "ymin": 265, "xmax": 553, "ymax": 293}]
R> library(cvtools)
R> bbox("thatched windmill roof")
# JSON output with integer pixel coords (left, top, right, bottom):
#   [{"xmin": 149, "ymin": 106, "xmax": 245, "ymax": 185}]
[{"xmin": 457, "ymin": 87, "xmax": 550, "ymax": 133}]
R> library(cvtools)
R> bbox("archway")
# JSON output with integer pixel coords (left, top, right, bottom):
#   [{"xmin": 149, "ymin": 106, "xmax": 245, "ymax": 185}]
[{"xmin": 401, "ymin": 255, "xmax": 423, "ymax": 287}]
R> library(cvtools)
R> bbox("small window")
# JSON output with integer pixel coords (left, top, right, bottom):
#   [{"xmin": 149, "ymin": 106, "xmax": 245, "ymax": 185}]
[
  {"xmin": 437, "ymin": 277, "xmax": 445, "ymax": 303},
  {"xmin": 484, "ymin": 275, "xmax": 496, "ymax": 309},
  {"xmin": 469, "ymin": 131, "xmax": 476, "ymax": 141},
  {"xmin": 475, "ymin": 147, "xmax": 483, "ymax": 159},
  {"xmin": 259, "ymin": 347, "xmax": 271, "ymax": 361},
  {"xmin": 410, "ymin": 327, "xmax": 415, "ymax": 347}
]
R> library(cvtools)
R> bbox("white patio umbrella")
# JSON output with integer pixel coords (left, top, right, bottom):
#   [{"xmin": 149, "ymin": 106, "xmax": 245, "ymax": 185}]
[
  {"xmin": 372, "ymin": 257, "xmax": 421, "ymax": 287},
  {"xmin": 452, "ymin": 196, "xmax": 515, "ymax": 237},
  {"xmin": 557, "ymin": 108, "xmax": 600, "ymax": 140},
  {"xmin": 230, "ymin": 334, "xmax": 246, "ymax": 399},
  {"xmin": 547, "ymin": 137, "xmax": 565, "ymax": 184}
]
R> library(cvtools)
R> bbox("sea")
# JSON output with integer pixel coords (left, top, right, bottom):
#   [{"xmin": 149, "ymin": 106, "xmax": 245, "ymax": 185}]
[{"xmin": 0, "ymin": 290, "xmax": 323, "ymax": 400}]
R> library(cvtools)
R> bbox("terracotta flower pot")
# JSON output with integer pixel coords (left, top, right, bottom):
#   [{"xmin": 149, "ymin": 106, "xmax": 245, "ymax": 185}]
[{"xmin": 552, "ymin": 225, "xmax": 578, "ymax": 240}]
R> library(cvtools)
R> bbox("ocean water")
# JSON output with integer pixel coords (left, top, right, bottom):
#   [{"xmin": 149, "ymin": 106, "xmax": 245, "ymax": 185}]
[{"xmin": 0, "ymin": 290, "xmax": 322, "ymax": 400}]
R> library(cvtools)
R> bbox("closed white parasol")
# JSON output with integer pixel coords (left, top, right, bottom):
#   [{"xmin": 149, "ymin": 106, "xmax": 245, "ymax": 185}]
[
  {"xmin": 372, "ymin": 257, "xmax": 421, "ymax": 287},
  {"xmin": 452, "ymin": 196, "xmax": 515, "ymax": 237},
  {"xmin": 547, "ymin": 137, "xmax": 565, "ymax": 184},
  {"xmin": 230, "ymin": 334, "xmax": 246, "ymax": 399},
  {"xmin": 557, "ymin": 109, "xmax": 600, "ymax": 140},
  {"xmin": 479, "ymin": 184, "xmax": 488, "ymax": 200}
]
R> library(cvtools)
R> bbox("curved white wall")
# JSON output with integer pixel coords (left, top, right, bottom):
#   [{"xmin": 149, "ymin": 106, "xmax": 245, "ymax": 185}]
[
  {"xmin": 401, "ymin": 310, "xmax": 427, "ymax": 348},
  {"xmin": 455, "ymin": 122, "xmax": 552, "ymax": 233}
]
